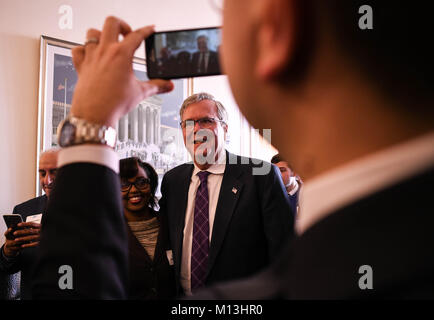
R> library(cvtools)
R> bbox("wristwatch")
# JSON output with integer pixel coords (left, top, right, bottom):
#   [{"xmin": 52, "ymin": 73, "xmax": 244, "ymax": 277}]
[{"xmin": 57, "ymin": 115, "xmax": 117, "ymax": 148}]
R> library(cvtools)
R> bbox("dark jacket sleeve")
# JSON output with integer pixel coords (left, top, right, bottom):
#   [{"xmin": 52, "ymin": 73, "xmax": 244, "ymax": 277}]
[
  {"xmin": 0, "ymin": 246, "xmax": 21, "ymax": 274},
  {"xmin": 260, "ymin": 164, "xmax": 295, "ymax": 259},
  {"xmin": 32, "ymin": 163, "xmax": 128, "ymax": 299}
]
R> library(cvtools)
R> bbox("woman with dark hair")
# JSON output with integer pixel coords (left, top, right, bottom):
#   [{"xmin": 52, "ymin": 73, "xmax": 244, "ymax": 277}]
[{"xmin": 119, "ymin": 157, "xmax": 175, "ymax": 300}]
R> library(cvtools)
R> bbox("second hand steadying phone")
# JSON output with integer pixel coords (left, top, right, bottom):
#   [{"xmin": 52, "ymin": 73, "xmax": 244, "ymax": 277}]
[{"xmin": 145, "ymin": 27, "xmax": 222, "ymax": 80}]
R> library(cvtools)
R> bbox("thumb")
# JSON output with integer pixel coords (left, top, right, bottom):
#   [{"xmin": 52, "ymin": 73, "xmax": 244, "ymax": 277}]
[{"xmin": 139, "ymin": 79, "xmax": 174, "ymax": 99}]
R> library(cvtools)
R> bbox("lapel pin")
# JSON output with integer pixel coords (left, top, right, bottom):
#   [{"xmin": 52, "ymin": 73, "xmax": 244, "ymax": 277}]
[{"xmin": 232, "ymin": 187, "xmax": 238, "ymax": 194}]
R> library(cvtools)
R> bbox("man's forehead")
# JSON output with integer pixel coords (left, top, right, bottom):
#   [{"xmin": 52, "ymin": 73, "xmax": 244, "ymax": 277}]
[
  {"xmin": 276, "ymin": 161, "xmax": 290, "ymax": 169},
  {"xmin": 39, "ymin": 152, "xmax": 58, "ymax": 169},
  {"xmin": 183, "ymin": 100, "xmax": 218, "ymax": 119}
]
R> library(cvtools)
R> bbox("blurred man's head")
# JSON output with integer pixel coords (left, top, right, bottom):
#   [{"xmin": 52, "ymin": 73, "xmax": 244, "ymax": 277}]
[
  {"xmin": 271, "ymin": 154, "xmax": 294, "ymax": 187},
  {"xmin": 180, "ymin": 93, "xmax": 228, "ymax": 170},
  {"xmin": 38, "ymin": 149, "xmax": 59, "ymax": 198},
  {"xmin": 197, "ymin": 35, "xmax": 209, "ymax": 53},
  {"xmin": 222, "ymin": 0, "xmax": 434, "ymax": 180}
]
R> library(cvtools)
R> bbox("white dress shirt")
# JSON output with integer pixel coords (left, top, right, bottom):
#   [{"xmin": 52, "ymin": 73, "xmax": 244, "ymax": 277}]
[
  {"xmin": 198, "ymin": 52, "xmax": 210, "ymax": 72},
  {"xmin": 288, "ymin": 179, "xmax": 299, "ymax": 196},
  {"xmin": 180, "ymin": 151, "xmax": 226, "ymax": 295},
  {"xmin": 296, "ymin": 131, "xmax": 434, "ymax": 235}
]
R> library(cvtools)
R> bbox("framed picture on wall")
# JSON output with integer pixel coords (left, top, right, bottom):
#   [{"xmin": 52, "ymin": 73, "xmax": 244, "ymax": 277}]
[{"xmin": 37, "ymin": 35, "xmax": 193, "ymax": 196}]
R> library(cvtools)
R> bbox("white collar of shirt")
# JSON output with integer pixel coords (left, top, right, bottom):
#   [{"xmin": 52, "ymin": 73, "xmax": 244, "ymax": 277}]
[
  {"xmin": 288, "ymin": 180, "xmax": 299, "ymax": 196},
  {"xmin": 192, "ymin": 150, "xmax": 226, "ymax": 177},
  {"xmin": 296, "ymin": 131, "xmax": 434, "ymax": 235}
]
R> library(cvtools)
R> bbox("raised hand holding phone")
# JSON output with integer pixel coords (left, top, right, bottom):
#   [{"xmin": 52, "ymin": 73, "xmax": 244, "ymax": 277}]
[
  {"xmin": 3, "ymin": 215, "xmax": 42, "ymax": 257},
  {"xmin": 70, "ymin": 17, "xmax": 174, "ymax": 128}
]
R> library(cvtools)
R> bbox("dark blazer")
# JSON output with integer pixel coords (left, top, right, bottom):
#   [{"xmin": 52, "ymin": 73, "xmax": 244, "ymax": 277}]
[
  {"xmin": 126, "ymin": 213, "xmax": 176, "ymax": 300},
  {"xmin": 191, "ymin": 166, "xmax": 434, "ymax": 299},
  {"xmin": 159, "ymin": 151, "xmax": 294, "ymax": 295},
  {"xmin": 32, "ymin": 163, "xmax": 128, "ymax": 299},
  {"xmin": 191, "ymin": 51, "xmax": 220, "ymax": 75},
  {"xmin": 288, "ymin": 188, "xmax": 300, "ymax": 217},
  {"xmin": 0, "ymin": 195, "xmax": 47, "ymax": 300}
]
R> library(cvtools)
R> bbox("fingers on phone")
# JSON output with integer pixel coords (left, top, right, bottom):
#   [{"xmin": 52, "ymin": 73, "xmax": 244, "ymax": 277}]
[
  {"xmin": 13, "ymin": 230, "xmax": 34, "ymax": 237},
  {"xmin": 123, "ymin": 26, "xmax": 155, "ymax": 56},
  {"xmin": 14, "ymin": 233, "xmax": 40, "ymax": 243},
  {"xmin": 18, "ymin": 222, "xmax": 41, "ymax": 228},
  {"xmin": 100, "ymin": 16, "xmax": 132, "ymax": 46},
  {"xmin": 21, "ymin": 241, "xmax": 39, "ymax": 249}
]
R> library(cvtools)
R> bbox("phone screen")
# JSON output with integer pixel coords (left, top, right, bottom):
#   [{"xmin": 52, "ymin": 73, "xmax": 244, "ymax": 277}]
[{"xmin": 145, "ymin": 27, "xmax": 222, "ymax": 79}]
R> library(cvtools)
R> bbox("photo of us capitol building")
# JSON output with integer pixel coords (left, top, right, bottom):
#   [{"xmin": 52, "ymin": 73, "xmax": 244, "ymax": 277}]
[
  {"xmin": 114, "ymin": 95, "xmax": 189, "ymax": 174},
  {"xmin": 52, "ymin": 95, "xmax": 189, "ymax": 178}
]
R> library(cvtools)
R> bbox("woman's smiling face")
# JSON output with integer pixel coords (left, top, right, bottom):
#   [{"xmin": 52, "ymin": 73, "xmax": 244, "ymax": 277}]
[{"xmin": 121, "ymin": 165, "xmax": 151, "ymax": 212}]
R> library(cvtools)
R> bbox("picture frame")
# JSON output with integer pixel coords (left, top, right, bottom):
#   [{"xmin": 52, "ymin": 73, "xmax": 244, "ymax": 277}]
[{"xmin": 36, "ymin": 35, "xmax": 193, "ymax": 196}]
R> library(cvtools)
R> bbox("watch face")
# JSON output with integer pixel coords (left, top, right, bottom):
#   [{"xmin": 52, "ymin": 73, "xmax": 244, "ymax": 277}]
[
  {"xmin": 104, "ymin": 128, "xmax": 117, "ymax": 148},
  {"xmin": 59, "ymin": 121, "xmax": 76, "ymax": 147}
]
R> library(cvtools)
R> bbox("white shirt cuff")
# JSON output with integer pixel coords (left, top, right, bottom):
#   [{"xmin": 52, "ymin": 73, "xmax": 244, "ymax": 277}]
[{"xmin": 58, "ymin": 145, "xmax": 119, "ymax": 174}]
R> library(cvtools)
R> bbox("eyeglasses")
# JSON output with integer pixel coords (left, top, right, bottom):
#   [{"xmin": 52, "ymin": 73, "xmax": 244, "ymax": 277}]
[
  {"xmin": 180, "ymin": 117, "xmax": 226, "ymax": 129},
  {"xmin": 121, "ymin": 177, "xmax": 151, "ymax": 192}
]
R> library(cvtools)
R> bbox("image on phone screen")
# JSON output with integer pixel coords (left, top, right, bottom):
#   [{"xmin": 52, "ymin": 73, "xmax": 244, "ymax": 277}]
[{"xmin": 145, "ymin": 27, "xmax": 222, "ymax": 79}]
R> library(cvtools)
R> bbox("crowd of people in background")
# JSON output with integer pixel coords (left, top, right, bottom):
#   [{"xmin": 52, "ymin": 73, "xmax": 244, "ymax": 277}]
[{"xmin": 1, "ymin": 93, "xmax": 298, "ymax": 300}]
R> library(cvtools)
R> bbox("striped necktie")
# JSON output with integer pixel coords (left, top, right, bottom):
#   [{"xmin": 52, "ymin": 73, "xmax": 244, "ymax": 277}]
[{"xmin": 191, "ymin": 170, "xmax": 211, "ymax": 291}]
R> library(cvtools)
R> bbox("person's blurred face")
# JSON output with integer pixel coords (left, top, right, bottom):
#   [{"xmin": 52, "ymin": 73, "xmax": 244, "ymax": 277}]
[
  {"xmin": 197, "ymin": 36, "xmax": 209, "ymax": 53},
  {"xmin": 121, "ymin": 165, "xmax": 151, "ymax": 213},
  {"xmin": 222, "ymin": 0, "xmax": 259, "ymax": 125},
  {"xmin": 275, "ymin": 161, "xmax": 293, "ymax": 186},
  {"xmin": 38, "ymin": 152, "xmax": 58, "ymax": 198},
  {"xmin": 181, "ymin": 99, "xmax": 227, "ymax": 169}
]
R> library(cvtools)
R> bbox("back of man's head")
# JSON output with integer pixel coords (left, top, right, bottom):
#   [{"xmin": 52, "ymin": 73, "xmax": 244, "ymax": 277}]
[{"xmin": 286, "ymin": 1, "xmax": 434, "ymax": 105}]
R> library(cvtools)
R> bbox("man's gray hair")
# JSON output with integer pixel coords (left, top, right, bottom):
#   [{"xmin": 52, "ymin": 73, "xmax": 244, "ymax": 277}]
[
  {"xmin": 180, "ymin": 92, "xmax": 228, "ymax": 124},
  {"xmin": 40, "ymin": 147, "xmax": 61, "ymax": 158}
]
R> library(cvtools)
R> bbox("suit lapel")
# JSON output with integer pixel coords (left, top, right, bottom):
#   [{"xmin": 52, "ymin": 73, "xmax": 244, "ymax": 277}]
[
  {"xmin": 40, "ymin": 195, "xmax": 48, "ymax": 213},
  {"xmin": 207, "ymin": 153, "xmax": 244, "ymax": 278},
  {"xmin": 174, "ymin": 164, "xmax": 194, "ymax": 275}
]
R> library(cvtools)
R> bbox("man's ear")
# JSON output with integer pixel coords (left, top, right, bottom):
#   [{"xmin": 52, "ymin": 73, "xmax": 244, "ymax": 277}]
[
  {"xmin": 222, "ymin": 122, "xmax": 229, "ymax": 141},
  {"xmin": 255, "ymin": 0, "xmax": 297, "ymax": 81}
]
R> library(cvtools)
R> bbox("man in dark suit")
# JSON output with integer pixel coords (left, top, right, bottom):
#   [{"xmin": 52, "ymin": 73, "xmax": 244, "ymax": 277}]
[
  {"xmin": 189, "ymin": 0, "xmax": 434, "ymax": 299},
  {"xmin": 1, "ymin": 149, "xmax": 58, "ymax": 299},
  {"xmin": 190, "ymin": 35, "xmax": 220, "ymax": 75},
  {"xmin": 159, "ymin": 93, "xmax": 293, "ymax": 296},
  {"xmin": 271, "ymin": 154, "xmax": 300, "ymax": 217}
]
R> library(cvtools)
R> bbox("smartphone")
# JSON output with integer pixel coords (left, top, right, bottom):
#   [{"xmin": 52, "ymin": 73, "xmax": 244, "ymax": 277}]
[
  {"xmin": 145, "ymin": 27, "xmax": 222, "ymax": 79},
  {"xmin": 3, "ymin": 214, "xmax": 23, "ymax": 240}
]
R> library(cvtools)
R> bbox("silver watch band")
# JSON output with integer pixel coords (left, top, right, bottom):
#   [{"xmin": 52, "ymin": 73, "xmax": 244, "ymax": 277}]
[{"xmin": 58, "ymin": 116, "xmax": 117, "ymax": 148}]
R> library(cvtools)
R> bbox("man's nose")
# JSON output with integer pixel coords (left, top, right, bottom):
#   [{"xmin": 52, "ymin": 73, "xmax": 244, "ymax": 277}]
[
  {"xmin": 45, "ymin": 174, "xmax": 54, "ymax": 185},
  {"xmin": 194, "ymin": 121, "xmax": 202, "ymax": 131}
]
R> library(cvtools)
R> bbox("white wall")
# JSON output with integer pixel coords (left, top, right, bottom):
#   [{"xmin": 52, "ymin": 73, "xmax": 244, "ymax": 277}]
[{"xmin": 0, "ymin": 0, "xmax": 276, "ymax": 241}]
